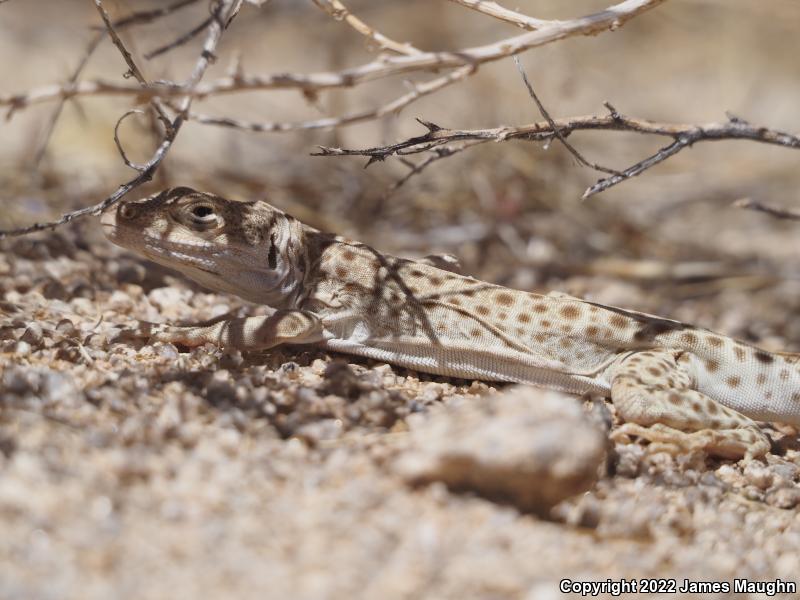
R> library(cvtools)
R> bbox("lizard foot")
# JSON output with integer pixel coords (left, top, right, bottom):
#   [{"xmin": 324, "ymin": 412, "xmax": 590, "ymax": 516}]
[{"xmin": 612, "ymin": 422, "xmax": 769, "ymax": 461}]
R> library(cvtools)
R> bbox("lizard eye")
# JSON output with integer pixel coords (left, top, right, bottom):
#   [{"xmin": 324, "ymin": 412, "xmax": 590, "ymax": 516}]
[
  {"xmin": 182, "ymin": 203, "xmax": 222, "ymax": 230},
  {"xmin": 190, "ymin": 204, "xmax": 215, "ymax": 220}
]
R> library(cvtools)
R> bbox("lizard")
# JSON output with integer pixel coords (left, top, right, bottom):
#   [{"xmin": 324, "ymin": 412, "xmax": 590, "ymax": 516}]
[{"xmin": 100, "ymin": 186, "xmax": 800, "ymax": 460}]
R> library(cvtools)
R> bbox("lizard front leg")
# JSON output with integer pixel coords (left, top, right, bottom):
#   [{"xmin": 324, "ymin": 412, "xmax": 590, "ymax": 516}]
[
  {"xmin": 142, "ymin": 310, "xmax": 326, "ymax": 351},
  {"xmin": 608, "ymin": 350, "xmax": 770, "ymax": 460},
  {"xmin": 419, "ymin": 253, "xmax": 463, "ymax": 274}
]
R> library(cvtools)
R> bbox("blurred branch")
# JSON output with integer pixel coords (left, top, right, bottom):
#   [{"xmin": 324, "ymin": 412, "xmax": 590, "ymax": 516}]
[
  {"xmin": 446, "ymin": 0, "xmax": 550, "ymax": 30},
  {"xmin": 107, "ymin": 0, "xmax": 201, "ymax": 29},
  {"xmin": 0, "ymin": 0, "xmax": 242, "ymax": 239},
  {"xmin": 31, "ymin": 0, "xmax": 200, "ymax": 166},
  {"xmin": 144, "ymin": 11, "xmax": 214, "ymax": 59},
  {"xmin": 2, "ymin": 0, "xmax": 666, "ymax": 117},
  {"xmin": 30, "ymin": 33, "xmax": 104, "ymax": 168},
  {"xmin": 314, "ymin": 108, "xmax": 800, "ymax": 199},
  {"xmin": 180, "ymin": 64, "xmax": 474, "ymax": 132},
  {"xmin": 734, "ymin": 198, "xmax": 800, "ymax": 221},
  {"xmin": 312, "ymin": 0, "xmax": 422, "ymax": 55}
]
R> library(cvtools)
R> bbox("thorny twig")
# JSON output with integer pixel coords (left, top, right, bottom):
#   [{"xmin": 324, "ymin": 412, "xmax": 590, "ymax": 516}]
[
  {"xmin": 0, "ymin": 0, "xmax": 241, "ymax": 239},
  {"xmin": 0, "ymin": 0, "xmax": 668, "ymax": 234},
  {"xmin": 315, "ymin": 109, "xmax": 800, "ymax": 199}
]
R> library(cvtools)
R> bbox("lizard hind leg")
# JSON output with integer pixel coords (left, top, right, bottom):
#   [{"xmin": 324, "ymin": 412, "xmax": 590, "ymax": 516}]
[{"xmin": 609, "ymin": 350, "xmax": 770, "ymax": 460}]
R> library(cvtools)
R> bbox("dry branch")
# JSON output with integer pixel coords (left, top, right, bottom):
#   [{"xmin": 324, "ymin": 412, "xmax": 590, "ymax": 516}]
[
  {"xmin": 1, "ymin": 0, "xmax": 666, "ymax": 115},
  {"xmin": 314, "ymin": 110, "xmax": 800, "ymax": 199},
  {"xmin": 0, "ymin": 0, "xmax": 674, "ymax": 237}
]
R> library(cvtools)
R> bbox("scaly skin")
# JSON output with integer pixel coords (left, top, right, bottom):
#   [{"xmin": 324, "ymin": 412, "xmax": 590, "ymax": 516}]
[{"xmin": 101, "ymin": 187, "xmax": 800, "ymax": 460}]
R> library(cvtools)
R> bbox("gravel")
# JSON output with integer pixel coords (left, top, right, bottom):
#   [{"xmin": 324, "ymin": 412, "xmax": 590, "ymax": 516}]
[{"xmin": 2, "ymin": 224, "xmax": 800, "ymax": 600}]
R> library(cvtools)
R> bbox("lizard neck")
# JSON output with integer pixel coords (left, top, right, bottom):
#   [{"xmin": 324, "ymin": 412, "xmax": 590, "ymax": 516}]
[{"xmin": 255, "ymin": 215, "xmax": 315, "ymax": 309}]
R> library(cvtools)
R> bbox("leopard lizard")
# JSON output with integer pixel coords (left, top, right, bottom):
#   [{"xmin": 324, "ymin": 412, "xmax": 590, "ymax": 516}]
[{"xmin": 100, "ymin": 187, "xmax": 800, "ymax": 460}]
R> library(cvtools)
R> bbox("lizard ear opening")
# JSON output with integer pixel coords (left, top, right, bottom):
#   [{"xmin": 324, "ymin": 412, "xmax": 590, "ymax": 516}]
[{"xmin": 268, "ymin": 233, "xmax": 278, "ymax": 269}]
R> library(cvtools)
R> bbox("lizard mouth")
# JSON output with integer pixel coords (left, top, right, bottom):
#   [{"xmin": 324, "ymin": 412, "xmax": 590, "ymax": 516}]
[
  {"xmin": 138, "ymin": 236, "xmax": 221, "ymax": 275},
  {"xmin": 102, "ymin": 217, "xmax": 221, "ymax": 276}
]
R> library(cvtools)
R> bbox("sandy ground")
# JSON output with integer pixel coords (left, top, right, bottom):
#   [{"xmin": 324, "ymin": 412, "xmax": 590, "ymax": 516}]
[
  {"xmin": 2, "ymin": 1, "xmax": 800, "ymax": 598},
  {"xmin": 2, "ymin": 224, "xmax": 800, "ymax": 600}
]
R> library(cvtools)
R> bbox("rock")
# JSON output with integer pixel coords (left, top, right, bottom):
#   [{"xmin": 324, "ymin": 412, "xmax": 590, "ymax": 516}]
[
  {"xmin": 395, "ymin": 386, "xmax": 606, "ymax": 514},
  {"xmin": 743, "ymin": 461, "xmax": 774, "ymax": 490},
  {"xmin": 766, "ymin": 486, "xmax": 800, "ymax": 509},
  {"xmin": 19, "ymin": 323, "xmax": 44, "ymax": 347}
]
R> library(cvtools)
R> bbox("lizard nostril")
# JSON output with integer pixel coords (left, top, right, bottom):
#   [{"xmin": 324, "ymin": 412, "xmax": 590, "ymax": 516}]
[{"xmin": 119, "ymin": 203, "xmax": 136, "ymax": 220}]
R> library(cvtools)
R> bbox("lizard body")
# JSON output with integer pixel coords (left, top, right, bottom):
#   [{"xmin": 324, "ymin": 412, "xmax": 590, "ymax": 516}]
[{"xmin": 101, "ymin": 187, "xmax": 800, "ymax": 459}]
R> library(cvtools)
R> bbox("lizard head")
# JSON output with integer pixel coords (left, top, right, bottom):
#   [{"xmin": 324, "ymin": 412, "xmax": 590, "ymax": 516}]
[{"xmin": 101, "ymin": 187, "xmax": 307, "ymax": 307}]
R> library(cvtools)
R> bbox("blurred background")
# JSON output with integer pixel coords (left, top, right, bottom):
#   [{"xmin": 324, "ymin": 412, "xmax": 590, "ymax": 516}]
[{"xmin": 2, "ymin": 0, "xmax": 799, "ymax": 344}]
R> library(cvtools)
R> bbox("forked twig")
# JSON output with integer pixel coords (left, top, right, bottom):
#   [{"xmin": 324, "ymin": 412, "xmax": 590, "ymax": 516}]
[{"xmin": 512, "ymin": 56, "xmax": 620, "ymax": 178}]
